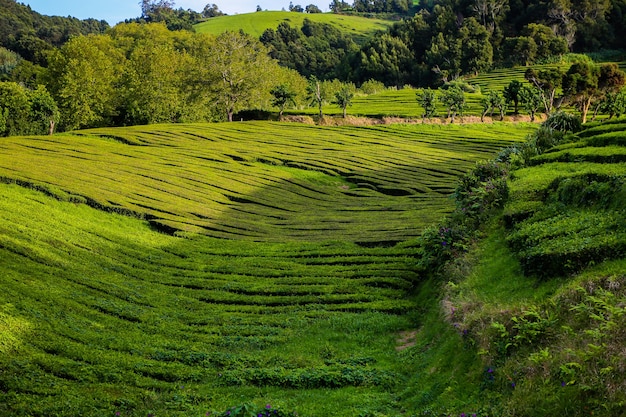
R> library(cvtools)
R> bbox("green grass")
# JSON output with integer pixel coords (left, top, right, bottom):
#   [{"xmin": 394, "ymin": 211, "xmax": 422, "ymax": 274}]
[
  {"xmin": 194, "ymin": 11, "xmax": 392, "ymax": 43},
  {"xmin": 0, "ymin": 121, "xmax": 534, "ymax": 416}
]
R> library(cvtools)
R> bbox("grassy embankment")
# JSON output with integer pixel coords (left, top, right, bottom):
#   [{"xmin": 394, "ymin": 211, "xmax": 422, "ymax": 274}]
[
  {"xmin": 405, "ymin": 117, "xmax": 626, "ymax": 416},
  {"xmin": 0, "ymin": 122, "xmax": 533, "ymax": 416}
]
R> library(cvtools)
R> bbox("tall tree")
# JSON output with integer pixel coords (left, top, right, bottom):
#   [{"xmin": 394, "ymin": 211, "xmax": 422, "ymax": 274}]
[
  {"xmin": 416, "ymin": 88, "xmax": 437, "ymax": 122},
  {"xmin": 353, "ymin": 33, "xmax": 413, "ymax": 87},
  {"xmin": 0, "ymin": 81, "xmax": 30, "ymax": 136},
  {"xmin": 332, "ymin": 82, "xmax": 355, "ymax": 118},
  {"xmin": 519, "ymin": 85, "xmax": 543, "ymax": 122},
  {"xmin": 524, "ymin": 67, "xmax": 564, "ymax": 115},
  {"xmin": 206, "ymin": 31, "xmax": 276, "ymax": 122},
  {"xmin": 46, "ymin": 34, "xmax": 123, "ymax": 131},
  {"xmin": 503, "ymin": 80, "xmax": 524, "ymax": 115},
  {"xmin": 307, "ymin": 76, "xmax": 325, "ymax": 118},
  {"xmin": 439, "ymin": 84, "xmax": 465, "ymax": 123},
  {"xmin": 563, "ymin": 60, "xmax": 599, "ymax": 124},
  {"xmin": 28, "ymin": 85, "xmax": 59, "ymax": 135},
  {"xmin": 459, "ymin": 17, "xmax": 493, "ymax": 76},
  {"xmin": 270, "ymin": 84, "xmax": 297, "ymax": 118},
  {"xmin": 564, "ymin": 61, "xmax": 626, "ymax": 123}
]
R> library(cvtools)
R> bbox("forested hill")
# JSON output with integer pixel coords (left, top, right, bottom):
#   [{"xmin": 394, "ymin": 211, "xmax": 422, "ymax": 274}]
[{"xmin": 0, "ymin": 0, "xmax": 109, "ymax": 65}]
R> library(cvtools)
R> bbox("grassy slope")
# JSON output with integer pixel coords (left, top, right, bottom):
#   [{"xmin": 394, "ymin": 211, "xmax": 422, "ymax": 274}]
[
  {"xmin": 194, "ymin": 11, "xmax": 392, "ymax": 43},
  {"xmin": 409, "ymin": 119, "xmax": 626, "ymax": 416},
  {"xmin": 0, "ymin": 122, "xmax": 533, "ymax": 243},
  {"xmin": 0, "ymin": 122, "xmax": 533, "ymax": 416}
]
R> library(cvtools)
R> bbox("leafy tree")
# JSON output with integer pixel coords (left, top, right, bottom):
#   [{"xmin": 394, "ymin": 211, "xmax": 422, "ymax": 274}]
[
  {"xmin": 416, "ymin": 88, "xmax": 437, "ymax": 122},
  {"xmin": 202, "ymin": 4, "xmax": 225, "ymax": 17},
  {"xmin": 480, "ymin": 90, "xmax": 505, "ymax": 121},
  {"xmin": 459, "ymin": 17, "xmax": 493, "ymax": 76},
  {"xmin": 353, "ymin": 33, "xmax": 413, "ymax": 87},
  {"xmin": 329, "ymin": 0, "xmax": 351, "ymax": 12},
  {"xmin": 0, "ymin": 81, "xmax": 30, "ymax": 136},
  {"xmin": 261, "ymin": 20, "xmax": 357, "ymax": 81},
  {"xmin": 601, "ymin": 90, "xmax": 626, "ymax": 120},
  {"xmin": 490, "ymin": 90, "xmax": 507, "ymax": 121},
  {"xmin": 471, "ymin": 0, "xmax": 509, "ymax": 34},
  {"xmin": 305, "ymin": 4, "xmax": 322, "ymax": 13},
  {"xmin": 503, "ymin": 80, "xmax": 524, "ymax": 115},
  {"xmin": 332, "ymin": 82, "xmax": 355, "ymax": 118},
  {"xmin": 46, "ymin": 34, "xmax": 123, "ymax": 131},
  {"xmin": 562, "ymin": 61, "xmax": 601, "ymax": 123},
  {"xmin": 425, "ymin": 32, "xmax": 461, "ymax": 83},
  {"xmin": 270, "ymin": 84, "xmax": 297, "ymax": 118},
  {"xmin": 206, "ymin": 31, "xmax": 276, "ymax": 122},
  {"xmin": 28, "ymin": 85, "xmax": 59, "ymax": 135},
  {"xmin": 0, "ymin": 46, "xmax": 20, "ymax": 80},
  {"xmin": 503, "ymin": 36, "xmax": 538, "ymax": 66},
  {"xmin": 522, "ymin": 23, "xmax": 568, "ymax": 61},
  {"xmin": 439, "ymin": 84, "xmax": 465, "ymax": 123},
  {"xmin": 519, "ymin": 85, "xmax": 543, "ymax": 122},
  {"xmin": 120, "ymin": 41, "xmax": 187, "ymax": 124},
  {"xmin": 524, "ymin": 67, "xmax": 564, "ymax": 115}
]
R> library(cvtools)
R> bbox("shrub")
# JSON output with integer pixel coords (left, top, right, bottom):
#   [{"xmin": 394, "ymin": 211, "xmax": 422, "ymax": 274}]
[
  {"xmin": 359, "ymin": 79, "xmax": 386, "ymax": 95},
  {"xmin": 543, "ymin": 111, "xmax": 582, "ymax": 133}
]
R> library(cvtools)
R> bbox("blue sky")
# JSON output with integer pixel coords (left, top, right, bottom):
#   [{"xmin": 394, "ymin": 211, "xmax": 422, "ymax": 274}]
[{"xmin": 24, "ymin": 1, "xmax": 328, "ymax": 25}]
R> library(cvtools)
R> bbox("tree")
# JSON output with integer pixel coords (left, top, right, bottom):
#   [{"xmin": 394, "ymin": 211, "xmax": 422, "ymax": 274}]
[
  {"xmin": 503, "ymin": 36, "xmax": 538, "ymax": 66},
  {"xmin": 202, "ymin": 4, "xmax": 225, "ymax": 17},
  {"xmin": 490, "ymin": 90, "xmax": 506, "ymax": 121},
  {"xmin": 46, "ymin": 34, "xmax": 123, "ymax": 131},
  {"xmin": 329, "ymin": 0, "xmax": 350, "ymax": 12},
  {"xmin": 141, "ymin": 0, "xmax": 176, "ymax": 19},
  {"xmin": 439, "ymin": 85, "xmax": 465, "ymax": 123},
  {"xmin": 471, "ymin": 0, "xmax": 509, "ymax": 34},
  {"xmin": 524, "ymin": 67, "xmax": 564, "ymax": 115},
  {"xmin": 120, "ymin": 41, "xmax": 187, "ymax": 125},
  {"xmin": 562, "ymin": 60, "xmax": 600, "ymax": 124},
  {"xmin": 564, "ymin": 62, "xmax": 626, "ymax": 123},
  {"xmin": 307, "ymin": 76, "xmax": 325, "ymax": 118},
  {"xmin": 270, "ymin": 84, "xmax": 297, "ymax": 118},
  {"xmin": 480, "ymin": 90, "xmax": 506, "ymax": 122},
  {"xmin": 332, "ymin": 83, "xmax": 355, "ymax": 118},
  {"xmin": 601, "ymin": 90, "xmax": 626, "ymax": 120},
  {"xmin": 519, "ymin": 86, "xmax": 542, "ymax": 122},
  {"xmin": 0, "ymin": 81, "xmax": 30, "ymax": 136},
  {"xmin": 206, "ymin": 31, "xmax": 276, "ymax": 122},
  {"xmin": 503, "ymin": 80, "xmax": 524, "ymax": 115},
  {"xmin": 459, "ymin": 17, "xmax": 493, "ymax": 76},
  {"xmin": 28, "ymin": 85, "xmax": 59, "ymax": 135},
  {"xmin": 306, "ymin": 4, "xmax": 322, "ymax": 13},
  {"xmin": 426, "ymin": 32, "xmax": 461, "ymax": 83},
  {"xmin": 0, "ymin": 47, "xmax": 20, "ymax": 80},
  {"xmin": 522, "ymin": 23, "xmax": 568, "ymax": 61},
  {"xmin": 416, "ymin": 88, "xmax": 437, "ymax": 122},
  {"xmin": 354, "ymin": 33, "xmax": 413, "ymax": 87}
]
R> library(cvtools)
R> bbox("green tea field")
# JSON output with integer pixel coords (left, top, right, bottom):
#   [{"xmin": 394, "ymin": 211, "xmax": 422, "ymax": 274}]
[
  {"xmin": 0, "ymin": 121, "xmax": 534, "ymax": 416},
  {"xmin": 194, "ymin": 11, "xmax": 392, "ymax": 43}
]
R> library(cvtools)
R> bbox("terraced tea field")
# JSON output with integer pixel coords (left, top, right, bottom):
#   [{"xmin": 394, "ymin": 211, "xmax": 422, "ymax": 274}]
[
  {"xmin": 0, "ymin": 121, "xmax": 534, "ymax": 416},
  {"xmin": 0, "ymin": 122, "xmax": 534, "ymax": 244}
]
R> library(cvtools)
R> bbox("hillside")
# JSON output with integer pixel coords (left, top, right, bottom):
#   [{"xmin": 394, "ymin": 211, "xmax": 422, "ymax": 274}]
[
  {"xmin": 194, "ymin": 11, "xmax": 392, "ymax": 43},
  {"xmin": 404, "ymin": 117, "xmax": 626, "ymax": 416},
  {"xmin": 0, "ymin": 121, "xmax": 532, "ymax": 416}
]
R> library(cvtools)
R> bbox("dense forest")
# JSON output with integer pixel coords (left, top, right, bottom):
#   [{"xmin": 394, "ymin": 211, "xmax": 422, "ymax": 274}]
[{"xmin": 1, "ymin": 0, "xmax": 626, "ymax": 135}]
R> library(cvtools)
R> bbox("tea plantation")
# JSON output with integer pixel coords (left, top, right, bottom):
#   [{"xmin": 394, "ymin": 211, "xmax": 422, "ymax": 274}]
[
  {"xmin": 2, "ymin": 117, "xmax": 625, "ymax": 416},
  {"xmin": 0, "ymin": 121, "xmax": 532, "ymax": 416}
]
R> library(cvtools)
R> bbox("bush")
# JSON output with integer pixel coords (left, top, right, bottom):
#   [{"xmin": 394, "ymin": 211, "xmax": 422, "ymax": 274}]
[
  {"xmin": 359, "ymin": 79, "xmax": 386, "ymax": 95},
  {"xmin": 543, "ymin": 111, "xmax": 582, "ymax": 133}
]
